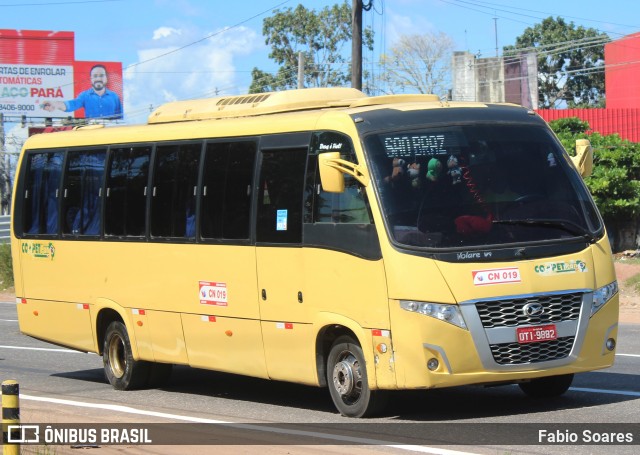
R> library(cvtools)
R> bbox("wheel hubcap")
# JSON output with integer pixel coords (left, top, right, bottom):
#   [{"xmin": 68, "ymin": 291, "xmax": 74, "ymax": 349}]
[
  {"xmin": 107, "ymin": 335, "xmax": 126, "ymax": 378},
  {"xmin": 332, "ymin": 351, "xmax": 362, "ymax": 403}
]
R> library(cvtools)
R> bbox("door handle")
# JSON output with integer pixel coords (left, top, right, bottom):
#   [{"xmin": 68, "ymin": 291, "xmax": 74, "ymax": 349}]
[{"xmin": 261, "ymin": 289, "xmax": 267, "ymax": 301}]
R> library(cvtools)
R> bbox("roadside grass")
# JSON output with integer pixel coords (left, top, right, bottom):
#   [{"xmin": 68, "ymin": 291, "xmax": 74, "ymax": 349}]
[{"xmin": 625, "ymin": 272, "xmax": 640, "ymax": 294}]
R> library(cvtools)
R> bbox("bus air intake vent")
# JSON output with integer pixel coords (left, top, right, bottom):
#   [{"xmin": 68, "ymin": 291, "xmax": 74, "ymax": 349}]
[
  {"xmin": 490, "ymin": 337, "xmax": 574, "ymax": 365},
  {"xmin": 474, "ymin": 292, "xmax": 583, "ymax": 328},
  {"xmin": 216, "ymin": 94, "xmax": 271, "ymax": 106}
]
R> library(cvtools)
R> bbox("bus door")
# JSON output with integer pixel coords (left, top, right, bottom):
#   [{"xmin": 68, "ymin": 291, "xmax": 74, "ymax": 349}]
[
  {"xmin": 179, "ymin": 140, "xmax": 268, "ymax": 378},
  {"xmin": 255, "ymin": 134, "xmax": 316, "ymax": 383}
]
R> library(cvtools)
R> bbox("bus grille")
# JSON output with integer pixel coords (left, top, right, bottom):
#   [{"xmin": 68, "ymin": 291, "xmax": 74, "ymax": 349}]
[
  {"xmin": 490, "ymin": 337, "xmax": 575, "ymax": 365},
  {"xmin": 475, "ymin": 292, "xmax": 583, "ymax": 328}
]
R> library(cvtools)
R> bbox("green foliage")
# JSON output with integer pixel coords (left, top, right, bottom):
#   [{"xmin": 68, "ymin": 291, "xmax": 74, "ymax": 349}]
[
  {"xmin": 249, "ymin": 1, "xmax": 374, "ymax": 93},
  {"xmin": 0, "ymin": 243, "xmax": 13, "ymax": 289},
  {"xmin": 548, "ymin": 118, "xmax": 640, "ymax": 228},
  {"xmin": 504, "ymin": 17, "xmax": 609, "ymax": 108}
]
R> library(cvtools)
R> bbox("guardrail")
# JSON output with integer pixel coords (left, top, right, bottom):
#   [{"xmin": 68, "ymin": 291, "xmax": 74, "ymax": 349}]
[{"xmin": 0, "ymin": 214, "xmax": 10, "ymax": 244}]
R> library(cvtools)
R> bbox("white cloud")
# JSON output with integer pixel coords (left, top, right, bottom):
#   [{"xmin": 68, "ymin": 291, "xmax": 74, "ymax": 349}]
[
  {"xmin": 152, "ymin": 27, "xmax": 182, "ymax": 40},
  {"xmin": 123, "ymin": 25, "xmax": 260, "ymax": 123}
]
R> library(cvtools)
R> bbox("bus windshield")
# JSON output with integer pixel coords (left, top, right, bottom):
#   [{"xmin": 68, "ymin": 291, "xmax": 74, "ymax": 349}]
[{"xmin": 365, "ymin": 123, "xmax": 603, "ymax": 249}]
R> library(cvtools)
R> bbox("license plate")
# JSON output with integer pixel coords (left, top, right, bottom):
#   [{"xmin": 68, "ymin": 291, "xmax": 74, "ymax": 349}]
[{"xmin": 516, "ymin": 324, "xmax": 557, "ymax": 344}]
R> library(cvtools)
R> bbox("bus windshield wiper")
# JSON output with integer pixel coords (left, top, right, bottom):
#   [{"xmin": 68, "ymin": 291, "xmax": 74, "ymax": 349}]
[{"xmin": 493, "ymin": 218, "xmax": 597, "ymax": 243}]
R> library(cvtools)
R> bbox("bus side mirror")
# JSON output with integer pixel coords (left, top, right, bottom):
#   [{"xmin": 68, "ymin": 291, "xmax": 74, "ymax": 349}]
[
  {"xmin": 318, "ymin": 152, "xmax": 370, "ymax": 193},
  {"xmin": 572, "ymin": 139, "xmax": 593, "ymax": 178}
]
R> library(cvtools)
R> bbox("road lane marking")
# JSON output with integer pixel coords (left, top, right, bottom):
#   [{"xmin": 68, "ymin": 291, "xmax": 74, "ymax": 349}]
[
  {"xmin": 570, "ymin": 387, "xmax": 640, "ymax": 397},
  {"xmin": 0, "ymin": 345, "xmax": 83, "ymax": 353},
  {"xmin": 0, "ymin": 319, "xmax": 18, "ymax": 322},
  {"xmin": 17, "ymin": 394, "xmax": 479, "ymax": 455},
  {"xmin": 616, "ymin": 353, "xmax": 640, "ymax": 358}
]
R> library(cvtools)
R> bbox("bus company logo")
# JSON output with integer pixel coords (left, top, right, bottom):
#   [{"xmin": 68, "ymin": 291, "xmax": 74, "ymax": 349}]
[
  {"xmin": 21, "ymin": 241, "xmax": 55, "ymax": 260},
  {"xmin": 534, "ymin": 260, "xmax": 588, "ymax": 276}
]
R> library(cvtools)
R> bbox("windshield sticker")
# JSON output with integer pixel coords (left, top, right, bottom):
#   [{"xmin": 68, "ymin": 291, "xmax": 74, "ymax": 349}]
[
  {"xmin": 21, "ymin": 241, "xmax": 55, "ymax": 260},
  {"xmin": 276, "ymin": 209, "xmax": 288, "ymax": 231},
  {"xmin": 472, "ymin": 267, "xmax": 521, "ymax": 286},
  {"xmin": 534, "ymin": 260, "xmax": 588, "ymax": 276},
  {"xmin": 199, "ymin": 281, "xmax": 228, "ymax": 306}
]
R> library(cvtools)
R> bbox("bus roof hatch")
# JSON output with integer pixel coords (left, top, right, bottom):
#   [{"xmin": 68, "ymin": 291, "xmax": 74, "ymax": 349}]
[{"xmin": 147, "ymin": 87, "xmax": 367, "ymax": 124}]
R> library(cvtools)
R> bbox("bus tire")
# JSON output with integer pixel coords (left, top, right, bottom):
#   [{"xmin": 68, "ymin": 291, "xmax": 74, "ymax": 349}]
[
  {"xmin": 103, "ymin": 321, "xmax": 150, "ymax": 390},
  {"xmin": 519, "ymin": 374, "xmax": 574, "ymax": 398},
  {"xmin": 326, "ymin": 336, "xmax": 387, "ymax": 418}
]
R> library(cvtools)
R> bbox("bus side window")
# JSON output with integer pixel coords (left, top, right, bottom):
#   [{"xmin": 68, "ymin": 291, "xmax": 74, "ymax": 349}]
[
  {"xmin": 256, "ymin": 149, "xmax": 307, "ymax": 243},
  {"xmin": 151, "ymin": 143, "xmax": 201, "ymax": 239},
  {"xmin": 24, "ymin": 151, "xmax": 63, "ymax": 235},
  {"xmin": 62, "ymin": 149, "xmax": 106, "ymax": 236},
  {"xmin": 201, "ymin": 141, "xmax": 256, "ymax": 240},
  {"xmin": 105, "ymin": 146, "xmax": 151, "ymax": 238}
]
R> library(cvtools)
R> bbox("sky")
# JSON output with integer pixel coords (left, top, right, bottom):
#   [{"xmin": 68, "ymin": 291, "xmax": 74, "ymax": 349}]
[{"xmin": 2, "ymin": 0, "xmax": 640, "ymax": 143}]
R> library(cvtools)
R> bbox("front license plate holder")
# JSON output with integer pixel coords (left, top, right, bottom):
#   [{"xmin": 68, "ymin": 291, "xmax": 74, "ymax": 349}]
[{"xmin": 516, "ymin": 324, "xmax": 557, "ymax": 344}]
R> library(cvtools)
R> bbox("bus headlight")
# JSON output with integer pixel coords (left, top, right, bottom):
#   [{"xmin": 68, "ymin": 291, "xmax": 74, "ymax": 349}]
[
  {"xmin": 399, "ymin": 300, "xmax": 467, "ymax": 329},
  {"xmin": 591, "ymin": 281, "xmax": 618, "ymax": 316}
]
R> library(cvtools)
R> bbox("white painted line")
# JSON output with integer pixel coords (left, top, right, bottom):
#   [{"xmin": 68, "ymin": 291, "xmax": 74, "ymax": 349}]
[
  {"xmin": 616, "ymin": 353, "xmax": 640, "ymax": 358},
  {"xmin": 0, "ymin": 319, "xmax": 17, "ymax": 322},
  {"xmin": 0, "ymin": 345, "xmax": 82, "ymax": 353},
  {"xmin": 18, "ymin": 394, "xmax": 480, "ymax": 455},
  {"xmin": 0, "ymin": 301, "xmax": 16, "ymax": 305},
  {"xmin": 570, "ymin": 387, "xmax": 640, "ymax": 397}
]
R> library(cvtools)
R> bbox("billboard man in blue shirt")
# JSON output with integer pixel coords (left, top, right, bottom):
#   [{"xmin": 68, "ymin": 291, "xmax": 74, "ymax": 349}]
[{"xmin": 43, "ymin": 64, "xmax": 122, "ymax": 119}]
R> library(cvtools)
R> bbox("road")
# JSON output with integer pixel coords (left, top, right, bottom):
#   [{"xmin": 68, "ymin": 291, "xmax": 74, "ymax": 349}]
[{"xmin": 1, "ymin": 299, "xmax": 639, "ymax": 454}]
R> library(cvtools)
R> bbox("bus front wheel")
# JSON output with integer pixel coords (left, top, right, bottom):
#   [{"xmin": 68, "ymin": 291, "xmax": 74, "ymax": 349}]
[
  {"xmin": 519, "ymin": 374, "xmax": 574, "ymax": 398},
  {"xmin": 326, "ymin": 336, "xmax": 387, "ymax": 417},
  {"xmin": 103, "ymin": 321, "xmax": 150, "ymax": 390}
]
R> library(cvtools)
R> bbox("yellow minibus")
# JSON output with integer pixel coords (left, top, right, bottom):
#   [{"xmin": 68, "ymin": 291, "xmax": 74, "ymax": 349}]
[{"xmin": 11, "ymin": 88, "xmax": 618, "ymax": 417}]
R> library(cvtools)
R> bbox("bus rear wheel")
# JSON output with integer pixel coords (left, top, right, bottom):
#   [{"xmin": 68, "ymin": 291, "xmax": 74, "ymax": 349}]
[
  {"xmin": 326, "ymin": 336, "xmax": 387, "ymax": 418},
  {"xmin": 103, "ymin": 321, "xmax": 150, "ymax": 390},
  {"xmin": 519, "ymin": 374, "xmax": 574, "ymax": 398}
]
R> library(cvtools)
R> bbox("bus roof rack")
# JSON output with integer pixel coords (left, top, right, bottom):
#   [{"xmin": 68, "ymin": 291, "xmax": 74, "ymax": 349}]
[{"xmin": 148, "ymin": 87, "xmax": 367, "ymax": 124}]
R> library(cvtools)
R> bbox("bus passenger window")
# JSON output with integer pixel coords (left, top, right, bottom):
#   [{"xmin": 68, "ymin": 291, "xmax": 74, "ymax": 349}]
[
  {"xmin": 105, "ymin": 146, "xmax": 151, "ymax": 237},
  {"xmin": 151, "ymin": 143, "xmax": 201, "ymax": 239},
  {"xmin": 201, "ymin": 141, "xmax": 256, "ymax": 240},
  {"xmin": 24, "ymin": 151, "xmax": 63, "ymax": 235},
  {"xmin": 256, "ymin": 149, "xmax": 307, "ymax": 243},
  {"xmin": 62, "ymin": 150, "xmax": 106, "ymax": 236}
]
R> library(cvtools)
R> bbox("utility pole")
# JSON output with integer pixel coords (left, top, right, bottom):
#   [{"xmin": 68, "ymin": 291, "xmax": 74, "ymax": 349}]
[
  {"xmin": 351, "ymin": 0, "xmax": 363, "ymax": 90},
  {"xmin": 494, "ymin": 15, "xmax": 499, "ymax": 57},
  {"xmin": 0, "ymin": 113, "xmax": 8, "ymax": 214},
  {"xmin": 298, "ymin": 52, "xmax": 304, "ymax": 89}
]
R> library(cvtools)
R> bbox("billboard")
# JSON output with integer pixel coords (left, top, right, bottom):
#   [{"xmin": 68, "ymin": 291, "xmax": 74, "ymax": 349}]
[{"xmin": 0, "ymin": 29, "xmax": 123, "ymax": 119}]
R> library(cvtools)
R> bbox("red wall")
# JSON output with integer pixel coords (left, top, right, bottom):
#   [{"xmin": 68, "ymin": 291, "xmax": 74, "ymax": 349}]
[{"xmin": 536, "ymin": 108, "xmax": 640, "ymax": 142}]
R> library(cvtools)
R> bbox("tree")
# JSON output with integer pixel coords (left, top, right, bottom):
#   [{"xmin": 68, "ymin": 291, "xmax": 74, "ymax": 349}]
[
  {"xmin": 378, "ymin": 32, "xmax": 454, "ymax": 97},
  {"xmin": 550, "ymin": 117, "xmax": 640, "ymax": 251},
  {"xmin": 249, "ymin": 2, "xmax": 373, "ymax": 93},
  {"xmin": 504, "ymin": 17, "xmax": 609, "ymax": 108}
]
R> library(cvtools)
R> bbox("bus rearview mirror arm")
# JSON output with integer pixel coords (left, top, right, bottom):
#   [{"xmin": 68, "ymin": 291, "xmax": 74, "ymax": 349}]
[
  {"xmin": 572, "ymin": 139, "xmax": 593, "ymax": 178},
  {"xmin": 318, "ymin": 152, "xmax": 370, "ymax": 193}
]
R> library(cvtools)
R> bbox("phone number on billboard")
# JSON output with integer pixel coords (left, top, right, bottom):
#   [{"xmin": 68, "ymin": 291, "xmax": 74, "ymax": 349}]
[{"xmin": 0, "ymin": 104, "xmax": 35, "ymax": 111}]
